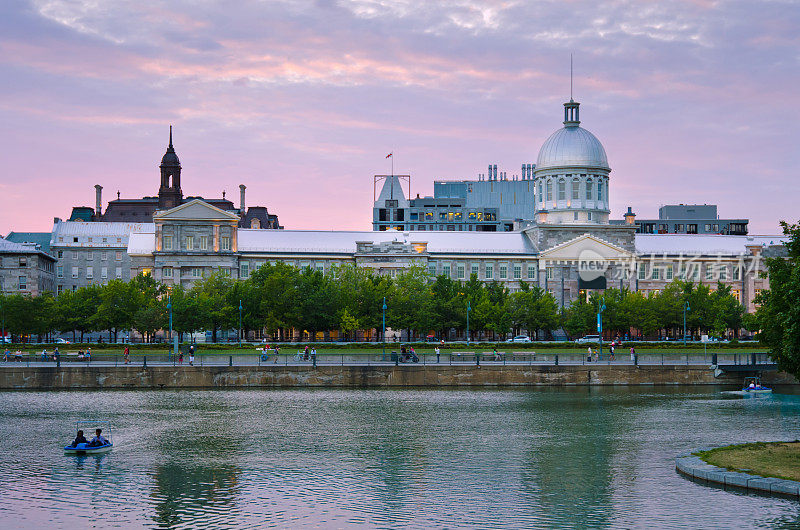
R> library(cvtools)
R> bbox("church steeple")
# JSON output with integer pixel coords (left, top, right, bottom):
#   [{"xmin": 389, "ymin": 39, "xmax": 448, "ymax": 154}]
[{"xmin": 158, "ymin": 125, "xmax": 183, "ymax": 209}]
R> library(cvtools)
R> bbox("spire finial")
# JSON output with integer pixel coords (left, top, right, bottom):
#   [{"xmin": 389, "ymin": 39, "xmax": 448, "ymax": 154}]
[
  {"xmin": 169, "ymin": 125, "xmax": 173, "ymax": 148},
  {"xmin": 570, "ymin": 53, "xmax": 573, "ymax": 101}
]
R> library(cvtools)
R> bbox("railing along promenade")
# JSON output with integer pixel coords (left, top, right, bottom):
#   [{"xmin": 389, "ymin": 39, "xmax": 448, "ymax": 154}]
[{"xmin": 1, "ymin": 351, "xmax": 773, "ymax": 369}]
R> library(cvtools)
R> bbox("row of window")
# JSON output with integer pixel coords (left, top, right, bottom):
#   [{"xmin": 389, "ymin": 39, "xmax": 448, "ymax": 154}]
[
  {"xmin": 538, "ymin": 175, "xmax": 607, "ymax": 204},
  {"xmin": 57, "ymin": 266, "xmax": 123, "ymax": 279},
  {"xmin": 427, "ymin": 263, "xmax": 537, "ymax": 281},
  {"xmin": 56, "ymin": 250, "xmax": 124, "ymax": 261},
  {"xmin": 162, "ymin": 235, "xmax": 231, "ymax": 251},
  {"xmin": 57, "ymin": 236, "xmax": 123, "ymax": 244},
  {"xmin": 638, "ymin": 264, "xmax": 743, "ymax": 281}
]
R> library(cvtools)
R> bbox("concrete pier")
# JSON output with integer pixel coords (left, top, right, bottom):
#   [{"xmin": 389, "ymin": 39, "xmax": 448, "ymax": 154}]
[{"xmin": 0, "ymin": 364, "xmax": 796, "ymax": 390}]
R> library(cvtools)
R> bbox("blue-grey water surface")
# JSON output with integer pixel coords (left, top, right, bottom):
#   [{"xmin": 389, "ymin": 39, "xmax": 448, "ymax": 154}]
[{"xmin": 0, "ymin": 386, "xmax": 799, "ymax": 528}]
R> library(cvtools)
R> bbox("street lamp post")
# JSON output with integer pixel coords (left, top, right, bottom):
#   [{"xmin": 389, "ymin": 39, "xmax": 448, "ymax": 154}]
[
  {"xmin": 382, "ymin": 297, "xmax": 387, "ymax": 358},
  {"xmin": 238, "ymin": 300, "xmax": 243, "ymax": 347},
  {"xmin": 167, "ymin": 295, "xmax": 174, "ymax": 361},
  {"xmin": 683, "ymin": 301, "xmax": 690, "ymax": 345},
  {"xmin": 466, "ymin": 300, "xmax": 471, "ymax": 345},
  {"xmin": 597, "ymin": 297, "xmax": 606, "ymax": 358}
]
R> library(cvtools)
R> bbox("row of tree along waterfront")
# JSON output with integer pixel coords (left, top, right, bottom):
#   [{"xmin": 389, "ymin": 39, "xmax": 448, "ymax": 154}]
[{"xmin": 0, "ymin": 262, "xmax": 756, "ymax": 344}]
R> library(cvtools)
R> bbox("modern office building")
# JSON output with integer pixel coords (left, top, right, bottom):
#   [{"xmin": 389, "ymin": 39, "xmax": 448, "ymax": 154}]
[{"xmin": 631, "ymin": 204, "xmax": 748, "ymax": 235}]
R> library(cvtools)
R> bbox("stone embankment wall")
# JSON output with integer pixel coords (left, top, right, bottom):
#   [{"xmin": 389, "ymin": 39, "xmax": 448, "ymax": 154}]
[{"xmin": 0, "ymin": 365, "xmax": 796, "ymax": 390}]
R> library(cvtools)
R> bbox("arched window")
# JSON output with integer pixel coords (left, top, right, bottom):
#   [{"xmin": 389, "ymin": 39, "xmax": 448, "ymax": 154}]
[
  {"xmin": 597, "ymin": 181, "xmax": 603, "ymax": 201},
  {"xmin": 586, "ymin": 178, "xmax": 593, "ymax": 200},
  {"xmin": 546, "ymin": 180, "xmax": 553, "ymax": 202},
  {"xmin": 572, "ymin": 179, "xmax": 580, "ymax": 200},
  {"xmin": 538, "ymin": 182, "xmax": 543, "ymax": 202},
  {"xmin": 558, "ymin": 179, "xmax": 566, "ymax": 201}
]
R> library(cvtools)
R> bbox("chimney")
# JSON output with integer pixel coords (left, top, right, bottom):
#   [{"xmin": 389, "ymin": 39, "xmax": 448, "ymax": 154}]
[
  {"xmin": 239, "ymin": 184, "xmax": 246, "ymax": 212},
  {"xmin": 94, "ymin": 184, "xmax": 103, "ymax": 217},
  {"xmin": 624, "ymin": 206, "xmax": 636, "ymax": 225}
]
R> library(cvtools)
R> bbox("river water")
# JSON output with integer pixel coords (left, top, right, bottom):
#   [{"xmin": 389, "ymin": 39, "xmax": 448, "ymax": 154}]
[{"xmin": 0, "ymin": 386, "xmax": 798, "ymax": 528}]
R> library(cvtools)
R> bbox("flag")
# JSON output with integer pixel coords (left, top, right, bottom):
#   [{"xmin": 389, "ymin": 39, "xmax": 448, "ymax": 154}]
[{"xmin": 386, "ymin": 152, "xmax": 393, "ymax": 158}]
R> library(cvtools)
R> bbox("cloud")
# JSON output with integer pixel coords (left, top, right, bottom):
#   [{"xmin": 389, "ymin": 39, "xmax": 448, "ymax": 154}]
[{"xmin": 0, "ymin": 0, "xmax": 798, "ymax": 234}]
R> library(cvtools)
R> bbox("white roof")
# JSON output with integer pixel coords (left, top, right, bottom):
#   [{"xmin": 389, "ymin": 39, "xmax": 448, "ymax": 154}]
[
  {"xmin": 52, "ymin": 222, "xmax": 154, "ymax": 248},
  {"xmin": 238, "ymin": 229, "xmax": 535, "ymax": 255},
  {"xmin": 0, "ymin": 236, "xmax": 42, "ymax": 254},
  {"xmin": 635, "ymin": 234, "xmax": 785, "ymax": 255}
]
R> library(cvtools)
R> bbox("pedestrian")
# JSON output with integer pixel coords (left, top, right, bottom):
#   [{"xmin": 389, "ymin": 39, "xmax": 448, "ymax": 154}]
[
  {"xmin": 85, "ymin": 348, "xmax": 91, "ymax": 362},
  {"xmin": 630, "ymin": 345, "xmax": 636, "ymax": 363},
  {"xmin": 609, "ymin": 344, "xmax": 615, "ymax": 361},
  {"xmin": 435, "ymin": 346, "xmax": 440, "ymax": 363},
  {"xmin": 178, "ymin": 350, "xmax": 184, "ymax": 364},
  {"xmin": 273, "ymin": 345, "xmax": 279, "ymax": 364},
  {"xmin": 189, "ymin": 350, "xmax": 194, "ymax": 366},
  {"xmin": 493, "ymin": 348, "xmax": 500, "ymax": 361},
  {"xmin": 303, "ymin": 345, "xmax": 309, "ymax": 361},
  {"xmin": 123, "ymin": 346, "xmax": 130, "ymax": 365},
  {"xmin": 311, "ymin": 347, "xmax": 317, "ymax": 365},
  {"xmin": 587, "ymin": 347, "xmax": 593, "ymax": 362}
]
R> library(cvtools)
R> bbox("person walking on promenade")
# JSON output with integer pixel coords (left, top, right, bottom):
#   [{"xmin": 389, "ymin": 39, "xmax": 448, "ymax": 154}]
[
  {"xmin": 630, "ymin": 345, "xmax": 636, "ymax": 363},
  {"xmin": 189, "ymin": 350, "xmax": 195, "ymax": 366},
  {"xmin": 435, "ymin": 346, "xmax": 440, "ymax": 363},
  {"xmin": 310, "ymin": 347, "xmax": 317, "ymax": 365},
  {"xmin": 123, "ymin": 346, "xmax": 130, "ymax": 365},
  {"xmin": 609, "ymin": 343, "xmax": 615, "ymax": 361},
  {"xmin": 273, "ymin": 345, "xmax": 279, "ymax": 364},
  {"xmin": 2, "ymin": 348, "xmax": 8, "ymax": 362},
  {"xmin": 587, "ymin": 347, "xmax": 593, "ymax": 362},
  {"xmin": 178, "ymin": 350, "xmax": 183, "ymax": 364}
]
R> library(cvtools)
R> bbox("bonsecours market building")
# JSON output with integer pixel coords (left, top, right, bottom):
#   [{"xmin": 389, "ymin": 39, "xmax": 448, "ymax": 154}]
[{"xmin": 120, "ymin": 97, "xmax": 781, "ymax": 314}]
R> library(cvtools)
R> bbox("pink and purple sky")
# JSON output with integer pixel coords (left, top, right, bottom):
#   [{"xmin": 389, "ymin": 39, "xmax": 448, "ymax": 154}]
[{"xmin": 1, "ymin": 0, "xmax": 798, "ymax": 234}]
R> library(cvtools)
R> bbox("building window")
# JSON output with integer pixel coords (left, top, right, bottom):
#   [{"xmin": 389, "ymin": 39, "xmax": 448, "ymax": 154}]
[
  {"xmin": 71, "ymin": 266, "xmax": 79, "ymax": 278},
  {"xmin": 163, "ymin": 267, "xmax": 173, "ymax": 278},
  {"xmin": 471, "ymin": 264, "xmax": 479, "ymax": 277},
  {"xmin": 57, "ymin": 250, "xmax": 63, "ymax": 259},
  {"xmin": 18, "ymin": 276, "xmax": 26, "ymax": 290},
  {"xmin": 674, "ymin": 224, "xmax": 684, "ymax": 233},
  {"xmin": 485, "ymin": 264, "xmax": 493, "ymax": 280},
  {"xmin": 733, "ymin": 266, "xmax": 741, "ymax": 280},
  {"xmin": 546, "ymin": 267, "xmax": 554, "ymax": 280},
  {"xmin": 638, "ymin": 264, "xmax": 647, "ymax": 280},
  {"xmin": 652, "ymin": 267, "xmax": 661, "ymax": 280},
  {"xmin": 456, "ymin": 265, "xmax": 465, "ymax": 279},
  {"xmin": 87, "ymin": 252, "xmax": 93, "ymax": 261},
  {"xmin": 586, "ymin": 179, "xmax": 593, "ymax": 200},
  {"xmin": 240, "ymin": 263, "xmax": 249, "ymax": 278},
  {"xmin": 73, "ymin": 237, "xmax": 78, "ymax": 243},
  {"xmin": 442, "ymin": 265, "xmax": 451, "ymax": 278},
  {"xmin": 572, "ymin": 180, "xmax": 579, "ymax": 200},
  {"xmin": 719, "ymin": 265, "xmax": 727, "ymax": 280},
  {"xmin": 101, "ymin": 267, "xmax": 108, "ymax": 279},
  {"xmin": 666, "ymin": 265, "xmax": 673, "ymax": 280},
  {"xmin": 101, "ymin": 252, "xmax": 108, "ymax": 261},
  {"xmin": 597, "ymin": 182, "xmax": 603, "ymax": 201},
  {"xmin": 528, "ymin": 265, "xmax": 536, "ymax": 280},
  {"xmin": 72, "ymin": 251, "xmax": 78, "ymax": 259},
  {"xmin": 86, "ymin": 267, "xmax": 93, "ymax": 279},
  {"xmin": 163, "ymin": 235, "xmax": 172, "ymax": 250},
  {"xmin": 546, "ymin": 181, "xmax": 552, "ymax": 202},
  {"xmin": 687, "ymin": 224, "xmax": 698, "ymax": 234},
  {"xmin": 499, "ymin": 265, "xmax": 508, "ymax": 280},
  {"xmin": 428, "ymin": 264, "xmax": 436, "ymax": 276},
  {"xmin": 192, "ymin": 268, "xmax": 202, "ymax": 278},
  {"xmin": 57, "ymin": 285, "xmax": 63, "ymax": 295},
  {"xmin": 57, "ymin": 266, "xmax": 63, "ymax": 278},
  {"xmin": 513, "ymin": 265, "xmax": 521, "ymax": 279},
  {"xmin": 221, "ymin": 237, "xmax": 231, "ymax": 251},
  {"xmin": 200, "ymin": 236, "xmax": 209, "ymax": 251},
  {"xmin": 557, "ymin": 180, "xmax": 566, "ymax": 201},
  {"xmin": 705, "ymin": 265, "xmax": 714, "ymax": 281},
  {"xmin": 538, "ymin": 183, "xmax": 543, "ymax": 202},
  {"xmin": 186, "ymin": 236, "xmax": 194, "ymax": 251},
  {"xmin": 115, "ymin": 251, "xmax": 122, "ymax": 261}
]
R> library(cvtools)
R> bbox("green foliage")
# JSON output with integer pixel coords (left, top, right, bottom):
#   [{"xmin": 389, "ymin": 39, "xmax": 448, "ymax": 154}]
[{"xmin": 755, "ymin": 221, "xmax": 800, "ymax": 378}]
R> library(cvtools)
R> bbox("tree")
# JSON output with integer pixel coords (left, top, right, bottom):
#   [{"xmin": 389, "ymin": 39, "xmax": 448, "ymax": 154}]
[{"xmin": 755, "ymin": 221, "xmax": 800, "ymax": 378}]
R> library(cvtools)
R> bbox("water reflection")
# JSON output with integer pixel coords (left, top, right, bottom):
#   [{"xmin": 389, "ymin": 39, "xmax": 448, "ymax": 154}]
[{"xmin": 0, "ymin": 387, "xmax": 799, "ymax": 527}]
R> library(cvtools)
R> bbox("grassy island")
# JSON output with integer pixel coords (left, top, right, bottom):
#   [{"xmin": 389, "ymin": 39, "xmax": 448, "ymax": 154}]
[{"xmin": 697, "ymin": 442, "xmax": 800, "ymax": 482}]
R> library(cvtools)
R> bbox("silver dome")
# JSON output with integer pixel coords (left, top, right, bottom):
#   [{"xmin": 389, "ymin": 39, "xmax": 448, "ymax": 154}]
[{"xmin": 536, "ymin": 126, "xmax": 608, "ymax": 170}]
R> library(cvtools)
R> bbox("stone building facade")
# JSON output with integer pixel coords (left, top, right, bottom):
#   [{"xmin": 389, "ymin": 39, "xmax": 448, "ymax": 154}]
[{"xmin": 0, "ymin": 237, "xmax": 56, "ymax": 296}]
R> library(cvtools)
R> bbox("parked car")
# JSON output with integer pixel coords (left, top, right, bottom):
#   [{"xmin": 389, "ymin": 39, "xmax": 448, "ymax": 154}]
[
  {"xmin": 54, "ymin": 338, "xmax": 71, "ymax": 344},
  {"xmin": 575, "ymin": 335, "xmax": 601, "ymax": 344},
  {"xmin": 508, "ymin": 335, "xmax": 531, "ymax": 343}
]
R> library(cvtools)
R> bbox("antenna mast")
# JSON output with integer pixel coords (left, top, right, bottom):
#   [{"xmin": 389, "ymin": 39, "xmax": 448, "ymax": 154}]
[{"xmin": 570, "ymin": 53, "xmax": 573, "ymax": 100}]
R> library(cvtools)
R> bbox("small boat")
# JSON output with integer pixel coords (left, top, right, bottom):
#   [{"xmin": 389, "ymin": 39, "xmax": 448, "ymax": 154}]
[
  {"xmin": 742, "ymin": 376, "xmax": 772, "ymax": 394},
  {"xmin": 64, "ymin": 420, "xmax": 113, "ymax": 455}
]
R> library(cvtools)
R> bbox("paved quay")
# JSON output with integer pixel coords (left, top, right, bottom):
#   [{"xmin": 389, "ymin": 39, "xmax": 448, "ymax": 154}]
[
  {"xmin": 0, "ymin": 362, "xmax": 795, "ymax": 389},
  {"xmin": 676, "ymin": 449, "xmax": 800, "ymax": 499}
]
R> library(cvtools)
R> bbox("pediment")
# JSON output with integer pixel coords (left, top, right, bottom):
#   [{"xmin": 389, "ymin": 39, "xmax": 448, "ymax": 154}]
[
  {"xmin": 153, "ymin": 199, "xmax": 239, "ymax": 221},
  {"xmin": 539, "ymin": 233, "xmax": 634, "ymax": 261}
]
